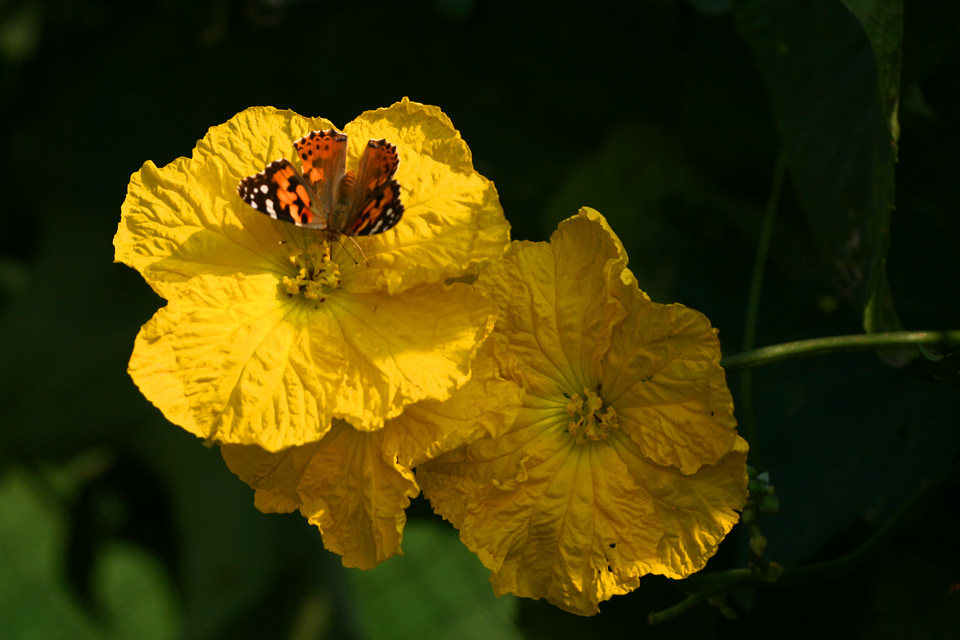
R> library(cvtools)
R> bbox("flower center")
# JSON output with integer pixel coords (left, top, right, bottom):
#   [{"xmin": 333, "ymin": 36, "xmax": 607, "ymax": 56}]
[
  {"xmin": 283, "ymin": 242, "xmax": 341, "ymax": 302},
  {"xmin": 565, "ymin": 388, "xmax": 619, "ymax": 444}
]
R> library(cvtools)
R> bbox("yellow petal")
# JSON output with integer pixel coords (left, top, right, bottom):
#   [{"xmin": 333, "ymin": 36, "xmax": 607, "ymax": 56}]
[
  {"xmin": 130, "ymin": 273, "xmax": 499, "ymax": 449},
  {"xmin": 418, "ymin": 400, "xmax": 647, "ymax": 615},
  {"xmin": 344, "ymin": 98, "xmax": 511, "ymax": 293},
  {"xmin": 645, "ymin": 436, "xmax": 750, "ymax": 577},
  {"xmin": 296, "ymin": 426, "xmax": 417, "ymax": 570},
  {"xmin": 328, "ymin": 283, "xmax": 499, "ymax": 430},
  {"xmin": 222, "ymin": 422, "xmax": 418, "ymax": 570},
  {"xmin": 115, "ymin": 107, "xmax": 336, "ymax": 299},
  {"xmin": 381, "ymin": 348, "xmax": 524, "ymax": 468},
  {"xmin": 253, "ymin": 490, "xmax": 300, "ymax": 514},
  {"xmin": 220, "ymin": 347, "xmax": 521, "ymax": 569},
  {"xmin": 130, "ymin": 273, "xmax": 342, "ymax": 449},
  {"xmin": 475, "ymin": 209, "xmax": 628, "ymax": 399},
  {"xmin": 603, "ymin": 269, "xmax": 738, "ymax": 473},
  {"xmin": 419, "ymin": 409, "xmax": 748, "ymax": 615}
]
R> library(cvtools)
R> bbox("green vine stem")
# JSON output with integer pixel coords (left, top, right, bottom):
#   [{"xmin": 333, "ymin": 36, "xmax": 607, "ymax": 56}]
[
  {"xmin": 648, "ymin": 463, "xmax": 960, "ymax": 625},
  {"xmin": 721, "ymin": 330, "xmax": 960, "ymax": 373}
]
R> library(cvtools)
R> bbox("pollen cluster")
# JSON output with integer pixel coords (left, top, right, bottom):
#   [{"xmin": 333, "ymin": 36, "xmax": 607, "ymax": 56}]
[
  {"xmin": 282, "ymin": 242, "xmax": 341, "ymax": 301},
  {"xmin": 566, "ymin": 388, "xmax": 620, "ymax": 444}
]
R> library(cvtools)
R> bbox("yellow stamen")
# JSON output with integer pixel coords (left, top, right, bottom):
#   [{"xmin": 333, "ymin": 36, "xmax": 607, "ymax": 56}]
[
  {"xmin": 566, "ymin": 388, "xmax": 619, "ymax": 444},
  {"xmin": 282, "ymin": 242, "xmax": 341, "ymax": 302}
]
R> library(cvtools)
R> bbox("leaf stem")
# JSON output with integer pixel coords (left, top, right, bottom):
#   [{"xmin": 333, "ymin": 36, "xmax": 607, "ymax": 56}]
[
  {"xmin": 648, "ymin": 593, "xmax": 708, "ymax": 626},
  {"xmin": 721, "ymin": 330, "xmax": 960, "ymax": 372}
]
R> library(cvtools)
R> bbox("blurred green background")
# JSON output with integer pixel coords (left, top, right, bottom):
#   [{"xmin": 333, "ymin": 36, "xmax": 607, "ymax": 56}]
[{"xmin": 1, "ymin": 0, "xmax": 959, "ymax": 638}]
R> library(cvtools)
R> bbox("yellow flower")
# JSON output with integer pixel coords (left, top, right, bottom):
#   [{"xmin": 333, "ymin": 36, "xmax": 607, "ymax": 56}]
[
  {"xmin": 417, "ymin": 208, "xmax": 749, "ymax": 615},
  {"xmin": 115, "ymin": 99, "xmax": 510, "ymax": 450},
  {"xmin": 220, "ymin": 350, "xmax": 523, "ymax": 569}
]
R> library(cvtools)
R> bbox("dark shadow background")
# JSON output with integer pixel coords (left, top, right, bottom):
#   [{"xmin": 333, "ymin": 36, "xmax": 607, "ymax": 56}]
[{"xmin": 1, "ymin": 0, "xmax": 959, "ymax": 638}]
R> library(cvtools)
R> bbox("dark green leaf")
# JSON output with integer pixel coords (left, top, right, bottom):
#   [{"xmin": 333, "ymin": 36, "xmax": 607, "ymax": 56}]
[
  {"xmin": 0, "ymin": 467, "xmax": 180, "ymax": 640},
  {"xmin": 734, "ymin": 0, "xmax": 901, "ymax": 335},
  {"xmin": 750, "ymin": 353, "xmax": 960, "ymax": 564},
  {"xmin": 841, "ymin": 0, "xmax": 904, "ymax": 141},
  {"xmin": 919, "ymin": 345, "xmax": 960, "ymax": 389},
  {"xmin": 92, "ymin": 542, "xmax": 181, "ymax": 640},
  {"xmin": 348, "ymin": 520, "xmax": 521, "ymax": 640},
  {"xmin": 130, "ymin": 422, "xmax": 297, "ymax": 640},
  {"xmin": 0, "ymin": 468, "xmax": 101, "ymax": 640}
]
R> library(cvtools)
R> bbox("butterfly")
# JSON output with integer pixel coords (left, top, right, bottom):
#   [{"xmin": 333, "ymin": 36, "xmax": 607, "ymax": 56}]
[{"xmin": 237, "ymin": 130, "xmax": 404, "ymax": 238}]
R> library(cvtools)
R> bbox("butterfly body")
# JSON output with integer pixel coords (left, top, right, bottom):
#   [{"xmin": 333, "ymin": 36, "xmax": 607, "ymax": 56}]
[{"xmin": 238, "ymin": 130, "xmax": 404, "ymax": 237}]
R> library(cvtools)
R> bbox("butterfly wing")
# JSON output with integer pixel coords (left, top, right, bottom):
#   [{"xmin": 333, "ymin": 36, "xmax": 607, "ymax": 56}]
[
  {"xmin": 340, "ymin": 139, "xmax": 404, "ymax": 236},
  {"xmin": 294, "ymin": 130, "xmax": 348, "ymax": 216},
  {"xmin": 237, "ymin": 159, "xmax": 328, "ymax": 229}
]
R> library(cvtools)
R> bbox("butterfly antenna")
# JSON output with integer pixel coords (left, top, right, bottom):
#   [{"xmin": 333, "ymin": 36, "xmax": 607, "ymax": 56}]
[{"xmin": 342, "ymin": 235, "xmax": 368, "ymax": 265}]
